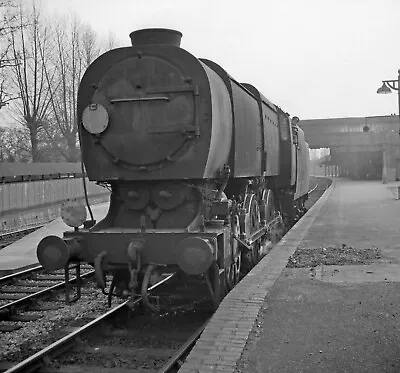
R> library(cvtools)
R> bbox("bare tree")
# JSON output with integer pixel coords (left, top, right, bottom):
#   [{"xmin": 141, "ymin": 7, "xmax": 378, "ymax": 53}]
[
  {"xmin": 0, "ymin": 0, "xmax": 19, "ymax": 109},
  {"xmin": 101, "ymin": 30, "xmax": 122, "ymax": 52},
  {"xmin": 43, "ymin": 15, "xmax": 102, "ymax": 162},
  {"xmin": 8, "ymin": 3, "xmax": 53, "ymax": 162},
  {"xmin": 7, "ymin": 6, "xmax": 113, "ymax": 162},
  {"xmin": 81, "ymin": 24, "xmax": 101, "ymax": 68}
]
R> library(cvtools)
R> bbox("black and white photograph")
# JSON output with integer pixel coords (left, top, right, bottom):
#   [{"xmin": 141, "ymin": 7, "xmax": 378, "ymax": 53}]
[{"xmin": 0, "ymin": 0, "xmax": 400, "ymax": 372}]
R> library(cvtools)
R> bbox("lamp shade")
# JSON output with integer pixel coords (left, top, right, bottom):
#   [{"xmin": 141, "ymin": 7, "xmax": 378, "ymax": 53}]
[{"xmin": 377, "ymin": 82, "xmax": 392, "ymax": 94}]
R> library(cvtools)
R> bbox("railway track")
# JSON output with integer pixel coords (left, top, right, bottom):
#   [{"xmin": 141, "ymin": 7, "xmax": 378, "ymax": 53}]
[
  {"xmin": 306, "ymin": 176, "xmax": 332, "ymax": 209},
  {"xmin": 1, "ymin": 273, "xmax": 212, "ymax": 373},
  {"xmin": 0, "ymin": 227, "xmax": 43, "ymax": 250},
  {"xmin": 0, "ymin": 265, "xmax": 95, "ymax": 333},
  {"xmin": 308, "ymin": 182, "xmax": 318, "ymax": 195}
]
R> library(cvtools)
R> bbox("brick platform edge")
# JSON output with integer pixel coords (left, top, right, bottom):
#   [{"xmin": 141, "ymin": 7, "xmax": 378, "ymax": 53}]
[{"xmin": 178, "ymin": 181, "xmax": 336, "ymax": 373}]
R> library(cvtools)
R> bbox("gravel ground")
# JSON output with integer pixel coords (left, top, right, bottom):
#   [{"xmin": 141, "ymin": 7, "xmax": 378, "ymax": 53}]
[
  {"xmin": 0, "ymin": 282, "xmax": 123, "ymax": 363},
  {"xmin": 54, "ymin": 305, "xmax": 211, "ymax": 371},
  {"xmin": 287, "ymin": 244, "xmax": 382, "ymax": 268}
]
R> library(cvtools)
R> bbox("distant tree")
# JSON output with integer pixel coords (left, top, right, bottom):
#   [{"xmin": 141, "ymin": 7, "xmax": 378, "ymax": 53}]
[
  {"xmin": 8, "ymin": 3, "xmax": 53, "ymax": 162},
  {"xmin": 39, "ymin": 119, "xmax": 77, "ymax": 162},
  {"xmin": 0, "ymin": 125, "xmax": 30, "ymax": 162}
]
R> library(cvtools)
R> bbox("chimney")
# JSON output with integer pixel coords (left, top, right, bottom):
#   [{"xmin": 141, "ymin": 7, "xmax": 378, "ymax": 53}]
[{"xmin": 129, "ymin": 28, "xmax": 182, "ymax": 47}]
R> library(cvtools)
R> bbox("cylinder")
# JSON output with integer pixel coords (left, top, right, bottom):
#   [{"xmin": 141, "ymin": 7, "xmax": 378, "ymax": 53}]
[{"xmin": 129, "ymin": 28, "xmax": 182, "ymax": 47}]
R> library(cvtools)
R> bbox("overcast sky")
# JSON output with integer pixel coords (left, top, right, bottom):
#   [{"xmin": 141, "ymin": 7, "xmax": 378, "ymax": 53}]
[{"xmin": 39, "ymin": 0, "xmax": 400, "ymax": 120}]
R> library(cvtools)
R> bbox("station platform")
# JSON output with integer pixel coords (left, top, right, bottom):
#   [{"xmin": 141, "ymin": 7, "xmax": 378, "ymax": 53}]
[
  {"xmin": 179, "ymin": 179, "xmax": 400, "ymax": 373},
  {"xmin": 0, "ymin": 203, "xmax": 109, "ymax": 276}
]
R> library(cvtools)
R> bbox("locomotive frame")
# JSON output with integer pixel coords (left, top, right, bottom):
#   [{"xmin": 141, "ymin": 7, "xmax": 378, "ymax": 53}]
[{"xmin": 37, "ymin": 28, "xmax": 310, "ymax": 311}]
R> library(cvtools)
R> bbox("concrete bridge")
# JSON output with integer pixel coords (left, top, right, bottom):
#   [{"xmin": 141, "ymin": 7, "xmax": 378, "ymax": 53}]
[{"xmin": 300, "ymin": 115, "xmax": 400, "ymax": 182}]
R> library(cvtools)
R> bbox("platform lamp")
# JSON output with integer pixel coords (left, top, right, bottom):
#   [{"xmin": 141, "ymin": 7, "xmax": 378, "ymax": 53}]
[{"xmin": 376, "ymin": 69, "xmax": 400, "ymax": 136}]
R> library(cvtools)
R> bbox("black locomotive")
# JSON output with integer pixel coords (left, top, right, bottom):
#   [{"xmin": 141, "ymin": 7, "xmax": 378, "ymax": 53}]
[{"xmin": 37, "ymin": 29, "xmax": 310, "ymax": 310}]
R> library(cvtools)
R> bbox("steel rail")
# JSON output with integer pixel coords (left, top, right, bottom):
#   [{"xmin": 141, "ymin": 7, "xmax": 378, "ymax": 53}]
[
  {"xmin": 0, "ymin": 226, "xmax": 44, "ymax": 249},
  {"xmin": 3, "ymin": 273, "xmax": 175, "ymax": 373},
  {"xmin": 158, "ymin": 319, "xmax": 210, "ymax": 373},
  {"xmin": 0, "ymin": 226, "xmax": 43, "ymax": 240},
  {"xmin": 308, "ymin": 183, "xmax": 318, "ymax": 194},
  {"xmin": 0, "ymin": 265, "xmax": 43, "ymax": 284},
  {"xmin": 0, "ymin": 269, "xmax": 95, "ymax": 314}
]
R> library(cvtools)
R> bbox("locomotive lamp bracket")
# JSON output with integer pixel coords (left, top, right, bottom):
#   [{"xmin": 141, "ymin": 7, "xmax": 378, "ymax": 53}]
[{"xmin": 83, "ymin": 220, "xmax": 96, "ymax": 229}]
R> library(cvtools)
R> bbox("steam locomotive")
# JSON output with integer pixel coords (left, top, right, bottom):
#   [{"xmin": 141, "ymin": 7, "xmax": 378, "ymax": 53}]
[{"xmin": 37, "ymin": 29, "xmax": 310, "ymax": 310}]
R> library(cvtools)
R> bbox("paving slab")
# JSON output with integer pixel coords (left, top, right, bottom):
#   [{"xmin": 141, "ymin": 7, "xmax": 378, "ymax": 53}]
[
  {"xmin": 237, "ymin": 270, "xmax": 400, "ymax": 373},
  {"xmin": 300, "ymin": 180, "xmax": 400, "ymax": 257},
  {"xmin": 318, "ymin": 263, "xmax": 400, "ymax": 283},
  {"xmin": 236, "ymin": 179, "xmax": 400, "ymax": 373}
]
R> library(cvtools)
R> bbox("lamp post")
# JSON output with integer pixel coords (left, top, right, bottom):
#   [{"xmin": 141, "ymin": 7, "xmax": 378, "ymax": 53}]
[
  {"xmin": 376, "ymin": 70, "xmax": 400, "ymax": 183},
  {"xmin": 376, "ymin": 69, "xmax": 400, "ymax": 135}
]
